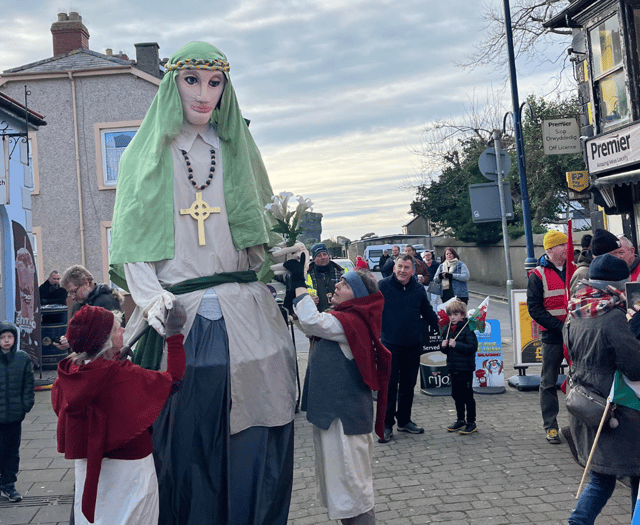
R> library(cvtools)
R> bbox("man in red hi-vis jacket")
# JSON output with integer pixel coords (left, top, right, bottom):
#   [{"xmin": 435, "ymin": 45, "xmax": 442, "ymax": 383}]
[{"xmin": 527, "ymin": 231, "xmax": 567, "ymax": 445}]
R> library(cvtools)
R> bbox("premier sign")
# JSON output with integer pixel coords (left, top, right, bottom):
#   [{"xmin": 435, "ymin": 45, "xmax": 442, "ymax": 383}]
[
  {"xmin": 542, "ymin": 118, "xmax": 581, "ymax": 155},
  {"xmin": 586, "ymin": 121, "xmax": 640, "ymax": 174}
]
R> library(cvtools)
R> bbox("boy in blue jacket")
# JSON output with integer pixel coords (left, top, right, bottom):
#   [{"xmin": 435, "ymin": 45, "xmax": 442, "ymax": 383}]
[
  {"xmin": 0, "ymin": 321, "xmax": 34, "ymax": 502},
  {"xmin": 441, "ymin": 301, "xmax": 478, "ymax": 435}
]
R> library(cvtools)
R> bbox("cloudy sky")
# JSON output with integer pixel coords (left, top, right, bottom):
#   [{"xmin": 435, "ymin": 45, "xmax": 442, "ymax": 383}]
[{"xmin": 0, "ymin": 0, "xmax": 571, "ymax": 241}]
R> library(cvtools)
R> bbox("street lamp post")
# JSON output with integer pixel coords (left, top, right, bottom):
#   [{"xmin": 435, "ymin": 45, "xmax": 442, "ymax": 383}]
[{"xmin": 502, "ymin": 0, "xmax": 537, "ymax": 272}]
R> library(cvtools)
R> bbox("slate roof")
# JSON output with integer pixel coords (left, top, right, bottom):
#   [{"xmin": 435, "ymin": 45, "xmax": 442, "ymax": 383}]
[
  {"xmin": 0, "ymin": 92, "xmax": 47, "ymax": 126},
  {"xmin": 3, "ymin": 49, "xmax": 132, "ymax": 74}
]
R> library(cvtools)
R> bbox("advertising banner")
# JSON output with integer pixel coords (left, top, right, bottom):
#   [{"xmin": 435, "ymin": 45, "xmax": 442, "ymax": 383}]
[
  {"xmin": 511, "ymin": 289, "xmax": 542, "ymax": 367},
  {"xmin": 473, "ymin": 320, "xmax": 505, "ymax": 393},
  {"xmin": 585, "ymin": 121, "xmax": 640, "ymax": 174},
  {"xmin": 12, "ymin": 221, "xmax": 40, "ymax": 367}
]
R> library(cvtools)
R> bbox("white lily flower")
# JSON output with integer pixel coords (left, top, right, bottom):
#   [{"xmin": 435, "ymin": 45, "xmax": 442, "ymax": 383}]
[{"xmin": 264, "ymin": 201, "xmax": 285, "ymax": 220}]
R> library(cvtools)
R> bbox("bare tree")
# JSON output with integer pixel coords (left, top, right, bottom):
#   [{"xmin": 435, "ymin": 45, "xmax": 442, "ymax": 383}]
[
  {"xmin": 402, "ymin": 89, "xmax": 509, "ymax": 192},
  {"xmin": 461, "ymin": 0, "xmax": 573, "ymax": 73}
]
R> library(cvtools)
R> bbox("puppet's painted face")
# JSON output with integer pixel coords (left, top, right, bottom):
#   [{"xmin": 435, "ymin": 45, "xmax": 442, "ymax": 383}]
[{"xmin": 176, "ymin": 69, "xmax": 226, "ymax": 126}]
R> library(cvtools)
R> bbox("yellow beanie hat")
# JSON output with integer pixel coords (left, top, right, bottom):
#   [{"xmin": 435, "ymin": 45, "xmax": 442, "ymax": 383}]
[{"xmin": 543, "ymin": 230, "xmax": 568, "ymax": 251}]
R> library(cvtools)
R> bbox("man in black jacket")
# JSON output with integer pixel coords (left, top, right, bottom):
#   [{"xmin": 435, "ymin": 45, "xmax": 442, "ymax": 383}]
[
  {"xmin": 61, "ymin": 265, "xmax": 123, "ymax": 317},
  {"xmin": 378, "ymin": 254, "xmax": 439, "ymax": 443},
  {"xmin": 38, "ymin": 271, "xmax": 67, "ymax": 305},
  {"xmin": 526, "ymin": 231, "xmax": 567, "ymax": 445},
  {"xmin": 56, "ymin": 265, "xmax": 125, "ymax": 352}
]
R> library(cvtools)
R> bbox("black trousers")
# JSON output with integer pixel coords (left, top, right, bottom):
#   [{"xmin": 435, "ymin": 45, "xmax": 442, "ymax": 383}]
[
  {"xmin": 384, "ymin": 343, "xmax": 421, "ymax": 428},
  {"xmin": 0, "ymin": 420, "xmax": 22, "ymax": 487},
  {"xmin": 450, "ymin": 371, "xmax": 476, "ymax": 423}
]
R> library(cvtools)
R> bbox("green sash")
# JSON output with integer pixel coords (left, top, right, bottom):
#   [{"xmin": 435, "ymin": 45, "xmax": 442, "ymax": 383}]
[{"xmin": 132, "ymin": 271, "xmax": 258, "ymax": 370}]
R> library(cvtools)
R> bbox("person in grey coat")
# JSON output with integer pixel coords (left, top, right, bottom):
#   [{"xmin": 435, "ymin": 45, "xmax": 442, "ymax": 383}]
[{"xmin": 564, "ymin": 254, "xmax": 640, "ymax": 524}]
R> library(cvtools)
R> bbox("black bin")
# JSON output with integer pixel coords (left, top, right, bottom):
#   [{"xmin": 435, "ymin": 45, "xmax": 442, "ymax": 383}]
[{"xmin": 41, "ymin": 305, "xmax": 68, "ymax": 366}]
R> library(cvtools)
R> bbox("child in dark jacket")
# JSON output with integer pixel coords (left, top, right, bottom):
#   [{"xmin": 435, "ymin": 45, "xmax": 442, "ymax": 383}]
[
  {"xmin": 441, "ymin": 301, "xmax": 478, "ymax": 435},
  {"xmin": 0, "ymin": 321, "xmax": 34, "ymax": 502}
]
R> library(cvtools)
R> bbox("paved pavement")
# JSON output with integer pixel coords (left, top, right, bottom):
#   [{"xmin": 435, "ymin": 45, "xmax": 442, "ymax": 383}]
[{"xmin": 2, "ymin": 281, "xmax": 634, "ymax": 524}]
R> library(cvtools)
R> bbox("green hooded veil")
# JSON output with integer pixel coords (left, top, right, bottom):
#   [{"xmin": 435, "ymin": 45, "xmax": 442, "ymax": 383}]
[{"xmin": 109, "ymin": 41, "xmax": 280, "ymax": 285}]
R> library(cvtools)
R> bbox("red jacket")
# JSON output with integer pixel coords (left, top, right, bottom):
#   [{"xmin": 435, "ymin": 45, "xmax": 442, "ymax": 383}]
[{"xmin": 52, "ymin": 334, "xmax": 185, "ymax": 523}]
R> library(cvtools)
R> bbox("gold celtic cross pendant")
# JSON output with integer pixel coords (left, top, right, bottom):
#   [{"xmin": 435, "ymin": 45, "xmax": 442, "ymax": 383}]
[{"xmin": 179, "ymin": 192, "xmax": 221, "ymax": 246}]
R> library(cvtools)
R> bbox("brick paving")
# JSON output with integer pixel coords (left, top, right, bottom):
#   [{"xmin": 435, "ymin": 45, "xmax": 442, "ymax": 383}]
[{"xmin": 2, "ymin": 281, "xmax": 634, "ymax": 524}]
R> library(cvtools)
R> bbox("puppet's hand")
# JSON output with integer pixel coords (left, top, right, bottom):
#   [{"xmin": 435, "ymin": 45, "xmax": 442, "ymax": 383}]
[
  {"xmin": 144, "ymin": 291, "xmax": 177, "ymax": 337},
  {"xmin": 283, "ymin": 253, "xmax": 307, "ymax": 289},
  {"xmin": 165, "ymin": 300, "xmax": 187, "ymax": 337},
  {"xmin": 270, "ymin": 241, "xmax": 308, "ymax": 275}
]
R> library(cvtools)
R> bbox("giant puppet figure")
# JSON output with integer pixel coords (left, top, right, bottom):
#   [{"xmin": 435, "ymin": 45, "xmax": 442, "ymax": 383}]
[{"xmin": 109, "ymin": 42, "xmax": 297, "ymax": 525}]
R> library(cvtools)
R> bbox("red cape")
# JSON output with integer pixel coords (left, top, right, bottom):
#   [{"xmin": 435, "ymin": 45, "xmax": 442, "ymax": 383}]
[
  {"xmin": 330, "ymin": 291, "xmax": 392, "ymax": 439},
  {"xmin": 52, "ymin": 356, "xmax": 174, "ymax": 523}
]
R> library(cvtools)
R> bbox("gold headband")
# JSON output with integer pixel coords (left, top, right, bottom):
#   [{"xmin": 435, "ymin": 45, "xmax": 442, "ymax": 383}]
[{"xmin": 165, "ymin": 58, "xmax": 230, "ymax": 72}]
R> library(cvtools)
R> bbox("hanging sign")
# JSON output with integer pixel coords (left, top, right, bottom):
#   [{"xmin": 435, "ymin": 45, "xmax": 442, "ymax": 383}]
[{"xmin": 542, "ymin": 118, "xmax": 581, "ymax": 155}]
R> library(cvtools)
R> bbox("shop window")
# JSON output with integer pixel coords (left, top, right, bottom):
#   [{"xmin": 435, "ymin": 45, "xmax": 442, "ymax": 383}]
[{"xmin": 590, "ymin": 15, "xmax": 630, "ymax": 131}]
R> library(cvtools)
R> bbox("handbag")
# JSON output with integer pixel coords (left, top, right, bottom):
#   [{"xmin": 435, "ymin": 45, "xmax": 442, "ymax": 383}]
[
  {"xmin": 565, "ymin": 377, "xmax": 611, "ymax": 427},
  {"xmin": 427, "ymin": 280, "xmax": 442, "ymax": 296}
]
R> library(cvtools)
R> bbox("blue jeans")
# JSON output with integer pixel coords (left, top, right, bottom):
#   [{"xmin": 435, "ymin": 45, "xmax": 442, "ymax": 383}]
[{"xmin": 569, "ymin": 471, "xmax": 616, "ymax": 525}]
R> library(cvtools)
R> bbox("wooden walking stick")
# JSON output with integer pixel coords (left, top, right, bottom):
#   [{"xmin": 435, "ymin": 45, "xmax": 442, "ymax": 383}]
[{"xmin": 575, "ymin": 399, "xmax": 612, "ymax": 498}]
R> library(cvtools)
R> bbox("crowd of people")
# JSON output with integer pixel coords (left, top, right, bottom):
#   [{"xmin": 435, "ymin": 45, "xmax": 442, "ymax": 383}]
[{"xmin": 2, "ymin": 37, "xmax": 639, "ymax": 525}]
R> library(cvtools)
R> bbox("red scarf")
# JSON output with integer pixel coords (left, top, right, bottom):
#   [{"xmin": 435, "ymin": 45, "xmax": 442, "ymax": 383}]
[
  {"xmin": 330, "ymin": 291, "xmax": 392, "ymax": 439},
  {"xmin": 52, "ymin": 354, "xmax": 175, "ymax": 523}
]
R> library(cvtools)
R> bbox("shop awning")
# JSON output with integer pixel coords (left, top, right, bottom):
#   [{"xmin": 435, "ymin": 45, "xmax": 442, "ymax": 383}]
[{"xmin": 593, "ymin": 169, "xmax": 640, "ymax": 207}]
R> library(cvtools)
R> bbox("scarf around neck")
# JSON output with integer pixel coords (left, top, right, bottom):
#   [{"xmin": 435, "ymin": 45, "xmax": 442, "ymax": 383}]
[
  {"xmin": 568, "ymin": 283, "xmax": 626, "ymax": 319},
  {"xmin": 442, "ymin": 258, "xmax": 458, "ymax": 290},
  {"xmin": 110, "ymin": 41, "xmax": 281, "ymax": 284},
  {"xmin": 330, "ymin": 292, "xmax": 391, "ymax": 440}
]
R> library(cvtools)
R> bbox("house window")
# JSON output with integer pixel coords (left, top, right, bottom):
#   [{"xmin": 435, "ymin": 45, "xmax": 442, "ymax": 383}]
[
  {"xmin": 100, "ymin": 128, "xmax": 136, "ymax": 186},
  {"xmin": 100, "ymin": 221, "xmax": 123, "ymax": 290},
  {"xmin": 589, "ymin": 15, "xmax": 630, "ymax": 131}
]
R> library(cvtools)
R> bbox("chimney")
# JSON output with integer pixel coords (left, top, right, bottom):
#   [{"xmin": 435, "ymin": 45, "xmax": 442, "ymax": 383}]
[
  {"xmin": 134, "ymin": 43, "xmax": 162, "ymax": 79},
  {"xmin": 51, "ymin": 12, "xmax": 90, "ymax": 56}
]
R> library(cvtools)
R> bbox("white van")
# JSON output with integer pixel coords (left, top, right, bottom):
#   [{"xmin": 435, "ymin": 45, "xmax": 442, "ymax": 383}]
[{"xmin": 364, "ymin": 243, "xmax": 426, "ymax": 271}]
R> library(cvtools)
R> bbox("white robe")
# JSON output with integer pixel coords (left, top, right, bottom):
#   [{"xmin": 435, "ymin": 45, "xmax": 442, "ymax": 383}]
[
  {"xmin": 123, "ymin": 123, "xmax": 296, "ymax": 435},
  {"xmin": 74, "ymin": 455, "xmax": 158, "ymax": 525}
]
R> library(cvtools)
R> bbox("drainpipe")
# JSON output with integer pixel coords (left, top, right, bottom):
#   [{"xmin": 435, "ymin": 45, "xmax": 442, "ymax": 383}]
[{"xmin": 68, "ymin": 71, "xmax": 86, "ymax": 267}]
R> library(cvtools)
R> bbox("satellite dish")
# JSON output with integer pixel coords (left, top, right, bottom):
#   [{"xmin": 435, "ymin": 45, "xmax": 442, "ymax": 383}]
[{"xmin": 571, "ymin": 30, "xmax": 586, "ymax": 55}]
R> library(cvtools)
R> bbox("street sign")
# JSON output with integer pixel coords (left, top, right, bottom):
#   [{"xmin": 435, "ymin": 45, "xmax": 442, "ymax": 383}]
[
  {"xmin": 566, "ymin": 170, "xmax": 589, "ymax": 192},
  {"xmin": 542, "ymin": 118, "xmax": 581, "ymax": 155},
  {"xmin": 478, "ymin": 147, "xmax": 511, "ymax": 181},
  {"xmin": 469, "ymin": 182, "xmax": 514, "ymax": 223}
]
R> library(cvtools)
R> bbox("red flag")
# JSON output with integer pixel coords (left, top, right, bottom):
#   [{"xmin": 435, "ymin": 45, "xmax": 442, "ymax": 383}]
[{"xmin": 566, "ymin": 219, "xmax": 576, "ymax": 300}]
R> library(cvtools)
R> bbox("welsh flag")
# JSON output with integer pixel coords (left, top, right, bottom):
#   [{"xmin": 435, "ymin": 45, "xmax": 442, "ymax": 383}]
[
  {"xmin": 436, "ymin": 297, "xmax": 457, "ymax": 335},
  {"xmin": 608, "ymin": 370, "xmax": 640, "ymax": 411},
  {"xmin": 468, "ymin": 297, "xmax": 489, "ymax": 333}
]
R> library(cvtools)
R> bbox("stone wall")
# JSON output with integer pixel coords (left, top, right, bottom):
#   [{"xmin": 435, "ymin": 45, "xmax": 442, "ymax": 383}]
[{"xmin": 432, "ymin": 232, "xmax": 590, "ymax": 289}]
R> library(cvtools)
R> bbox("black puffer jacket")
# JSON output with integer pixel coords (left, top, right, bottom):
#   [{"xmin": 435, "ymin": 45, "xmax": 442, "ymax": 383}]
[
  {"xmin": 0, "ymin": 322, "xmax": 35, "ymax": 423},
  {"xmin": 442, "ymin": 322, "xmax": 478, "ymax": 373}
]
